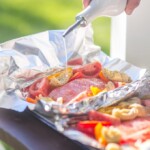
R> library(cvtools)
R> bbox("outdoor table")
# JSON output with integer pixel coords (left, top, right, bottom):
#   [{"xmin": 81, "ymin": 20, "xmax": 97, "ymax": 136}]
[{"xmin": 0, "ymin": 108, "xmax": 86, "ymax": 150}]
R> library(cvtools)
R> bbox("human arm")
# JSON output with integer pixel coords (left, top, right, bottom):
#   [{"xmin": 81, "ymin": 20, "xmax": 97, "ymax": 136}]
[{"xmin": 82, "ymin": 0, "xmax": 141, "ymax": 15}]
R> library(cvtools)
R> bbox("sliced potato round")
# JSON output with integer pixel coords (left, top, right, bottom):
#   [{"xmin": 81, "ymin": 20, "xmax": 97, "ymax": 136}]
[{"xmin": 47, "ymin": 68, "xmax": 73, "ymax": 87}]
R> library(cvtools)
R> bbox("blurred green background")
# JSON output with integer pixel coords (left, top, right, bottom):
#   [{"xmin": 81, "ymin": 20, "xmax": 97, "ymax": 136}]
[
  {"xmin": 0, "ymin": 0, "xmax": 111, "ymax": 55},
  {"xmin": 0, "ymin": 140, "xmax": 14, "ymax": 150}
]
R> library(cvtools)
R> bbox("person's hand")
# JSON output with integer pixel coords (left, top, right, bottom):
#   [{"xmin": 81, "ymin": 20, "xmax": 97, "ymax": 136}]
[
  {"xmin": 82, "ymin": 0, "xmax": 91, "ymax": 8},
  {"xmin": 83, "ymin": 0, "xmax": 141, "ymax": 15},
  {"xmin": 125, "ymin": 0, "xmax": 141, "ymax": 15}
]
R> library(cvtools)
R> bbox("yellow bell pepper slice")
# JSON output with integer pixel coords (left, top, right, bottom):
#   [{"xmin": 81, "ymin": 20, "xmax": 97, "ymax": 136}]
[
  {"xmin": 90, "ymin": 86, "xmax": 106, "ymax": 96},
  {"xmin": 94, "ymin": 123, "xmax": 107, "ymax": 146}
]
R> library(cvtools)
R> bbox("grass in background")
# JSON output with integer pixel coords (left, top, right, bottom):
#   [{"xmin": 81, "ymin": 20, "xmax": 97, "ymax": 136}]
[{"xmin": 0, "ymin": 0, "xmax": 110, "ymax": 55}]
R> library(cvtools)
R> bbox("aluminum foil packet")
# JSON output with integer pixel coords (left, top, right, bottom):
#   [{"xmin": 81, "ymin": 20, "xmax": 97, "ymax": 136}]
[
  {"xmin": 0, "ymin": 25, "xmax": 148, "ymax": 113},
  {"xmin": 0, "ymin": 25, "xmax": 150, "ymax": 150}
]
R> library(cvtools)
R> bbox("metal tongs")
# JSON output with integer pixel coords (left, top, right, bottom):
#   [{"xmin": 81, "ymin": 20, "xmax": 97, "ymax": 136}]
[{"xmin": 62, "ymin": 17, "xmax": 87, "ymax": 37}]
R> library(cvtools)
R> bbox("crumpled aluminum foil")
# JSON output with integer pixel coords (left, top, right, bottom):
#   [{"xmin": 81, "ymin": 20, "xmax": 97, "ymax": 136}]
[
  {"xmin": 0, "ymin": 25, "xmax": 103, "ymax": 111},
  {"xmin": 0, "ymin": 25, "xmax": 147, "ymax": 112},
  {"xmin": 0, "ymin": 25, "xmax": 149, "ymax": 150},
  {"xmin": 32, "ymin": 60, "xmax": 147, "ymax": 114}
]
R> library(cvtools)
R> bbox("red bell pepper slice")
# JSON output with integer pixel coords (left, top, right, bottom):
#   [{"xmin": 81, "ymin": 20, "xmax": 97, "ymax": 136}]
[
  {"xmin": 77, "ymin": 121, "xmax": 99, "ymax": 138},
  {"xmin": 69, "ymin": 72, "xmax": 84, "ymax": 81},
  {"xmin": 73, "ymin": 62, "xmax": 102, "ymax": 78},
  {"xmin": 28, "ymin": 78, "xmax": 51, "ymax": 98},
  {"xmin": 77, "ymin": 121, "xmax": 111, "ymax": 138},
  {"xmin": 67, "ymin": 57, "xmax": 83, "ymax": 66}
]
